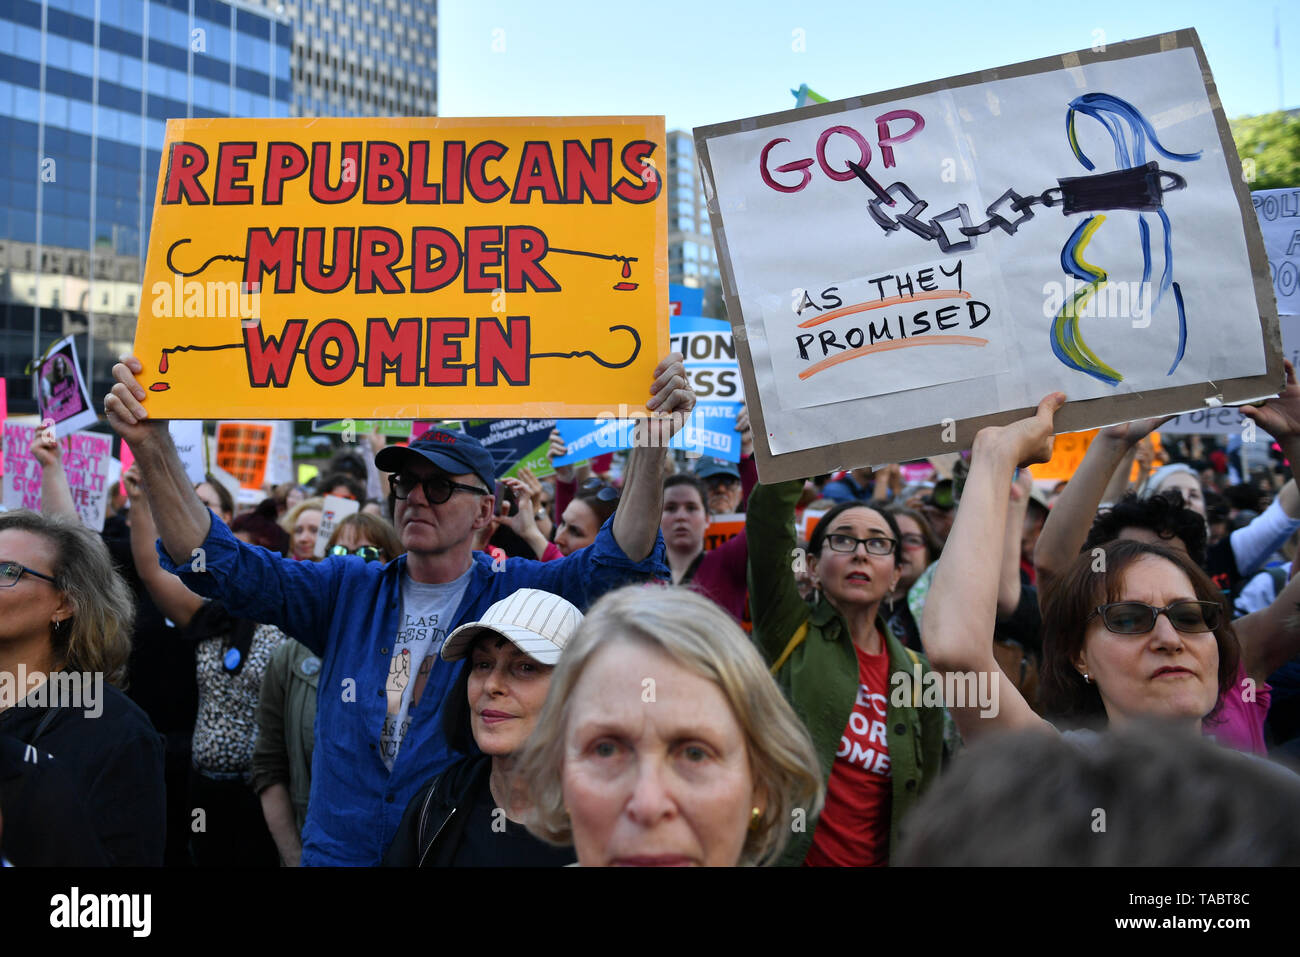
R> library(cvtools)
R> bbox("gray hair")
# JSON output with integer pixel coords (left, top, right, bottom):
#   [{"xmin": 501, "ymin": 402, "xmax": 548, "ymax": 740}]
[{"xmin": 514, "ymin": 584, "xmax": 824, "ymax": 866}]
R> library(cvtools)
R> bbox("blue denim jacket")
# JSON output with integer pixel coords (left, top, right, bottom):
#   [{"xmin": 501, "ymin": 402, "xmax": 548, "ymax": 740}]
[{"xmin": 159, "ymin": 512, "xmax": 667, "ymax": 866}]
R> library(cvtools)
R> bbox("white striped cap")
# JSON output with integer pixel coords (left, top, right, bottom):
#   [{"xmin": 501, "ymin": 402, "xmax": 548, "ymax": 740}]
[{"xmin": 440, "ymin": 588, "xmax": 583, "ymax": 665}]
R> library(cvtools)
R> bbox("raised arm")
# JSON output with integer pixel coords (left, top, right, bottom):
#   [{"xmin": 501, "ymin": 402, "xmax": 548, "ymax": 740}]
[
  {"xmin": 923, "ymin": 394, "xmax": 1064, "ymax": 742},
  {"xmin": 1233, "ymin": 561, "xmax": 1300, "ymax": 685},
  {"xmin": 1033, "ymin": 416, "xmax": 1167, "ymax": 588},
  {"xmin": 745, "ymin": 479, "xmax": 811, "ymax": 664},
  {"xmin": 122, "ymin": 466, "xmax": 205, "ymax": 628},
  {"xmin": 30, "ymin": 428, "xmax": 77, "ymax": 520},
  {"xmin": 104, "ymin": 356, "xmax": 211, "ymax": 563},
  {"xmin": 612, "ymin": 353, "xmax": 695, "ymax": 562},
  {"xmin": 997, "ymin": 469, "xmax": 1032, "ymax": 619}
]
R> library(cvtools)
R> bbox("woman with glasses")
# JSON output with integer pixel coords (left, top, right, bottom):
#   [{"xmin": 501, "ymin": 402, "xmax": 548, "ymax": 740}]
[
  {"xmin": 924, "ymin": 394, "xmax": 1243, "ymax": 747},
  {"xmin": 746, "ymin": 470, "xmax": 947, "ymax": 865},
  {"xmin": 0, "ymin": 510, "xmax": 165, "ymax": 865},
  {"xmin": 252, "ymin": 512, "xmax": 405, "ymax": 865},
  {"xmin": 880, "ymin": 506, "xmax": 943, "ymax": 651}
]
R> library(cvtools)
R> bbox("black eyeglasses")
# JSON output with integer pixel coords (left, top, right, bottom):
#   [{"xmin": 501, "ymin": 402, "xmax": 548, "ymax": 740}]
[
  {"xmin": 823, "ymin": 534, "xmax": 897, "ymax": 556},
  {"xmin": 0, "ymin": 561, "xmax": 57, "ymax": 587},
  {"xmin": 1089, "ymin": 601, "xmax": 1221, "ymax": 635},
  {"xmin": 390, "ymin": 472, "xmax": 489, "ymax": 504},
  {"xmin": 581, "ymin": 477, "xmax": 620, "ymax": 503},
  {"xmin": 329, "ymin": 544, "xmax": 383, "ymax": 563}
]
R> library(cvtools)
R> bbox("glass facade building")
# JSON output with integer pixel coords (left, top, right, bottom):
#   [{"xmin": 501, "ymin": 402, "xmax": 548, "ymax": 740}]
[
  {"xmin": 0, "ymin": 0, "xmax": 437, "ymax": 413},
  {"xmin": 666, "ymin": 129, "xmax": 719, "ymax": 293},
  {"xmin": 0, "ymin": 0, "xmax": 293, "ymax": 408}
]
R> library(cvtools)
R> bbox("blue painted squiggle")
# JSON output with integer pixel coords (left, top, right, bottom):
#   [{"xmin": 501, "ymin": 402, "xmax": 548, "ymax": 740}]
[{"xmin": 1062, "ymin": 92, "xmax": 1201, "ymax": 377}]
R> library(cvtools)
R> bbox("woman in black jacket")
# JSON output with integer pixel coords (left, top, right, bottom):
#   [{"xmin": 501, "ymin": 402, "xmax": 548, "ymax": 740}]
[
  {"xmin": 0, "ymin": 510, "xmax": 164, "ymax": 866},
  {"xmin": 384, "ymin": 589, "xmax": 581, "ymax": 867}
]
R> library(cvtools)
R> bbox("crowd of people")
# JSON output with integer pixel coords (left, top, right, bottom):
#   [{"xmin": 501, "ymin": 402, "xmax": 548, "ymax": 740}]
[{"xmin": 2, "ymin": 350, "xmax": 1300, "ymax": 867}]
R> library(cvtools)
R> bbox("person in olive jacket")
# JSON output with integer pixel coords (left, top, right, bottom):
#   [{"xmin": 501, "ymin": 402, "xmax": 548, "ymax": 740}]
[{"xmin": 747, "ymin": 479, "xmax": 945, "ymax": 866}]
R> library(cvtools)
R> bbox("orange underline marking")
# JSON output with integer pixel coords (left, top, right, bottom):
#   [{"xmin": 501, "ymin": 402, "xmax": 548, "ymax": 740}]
[
  {"xmin": 798, "ymin": 335, "xmax": 988, "ymax": 380},
  {"xmin": 797, "ymin": 290, "xmax": 970, "ymax": 328}
]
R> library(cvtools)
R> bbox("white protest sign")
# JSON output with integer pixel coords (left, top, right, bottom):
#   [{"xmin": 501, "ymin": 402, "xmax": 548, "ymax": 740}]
[
  {"xmin": 267, "ymin": 422, "xmax": 295, "ymax": 486},
  {"xmin": 169, "ymin": 420, "xmax": 208, "ymax": 485},
  {"xmin": 2, "ymin": 421, "xmax": 113, "ymax": 531},
  {"xmin": 696, "ymin": 31, "xmax": 1279, "ymax": 481},
  {"xmin": 1251, "ymin": 188, "xmax": 1300, "ymax": 316},
  {"xmin": 314, "ymin": 494, "xmax": 360, "ymax": 558},
  {"xmin": 1160, "ymin": 314, "xmax": 1300, "ymax": 434}
]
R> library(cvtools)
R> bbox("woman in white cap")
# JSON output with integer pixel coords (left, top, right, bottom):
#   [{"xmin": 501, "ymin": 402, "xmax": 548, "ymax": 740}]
[{"xmin": 383, "ymin": 588, "xmax": 581, "ymax": 866}]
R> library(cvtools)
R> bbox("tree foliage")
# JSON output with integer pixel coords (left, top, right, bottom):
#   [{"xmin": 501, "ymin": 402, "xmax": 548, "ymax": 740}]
[{"xmin": 1230, "ymin": 111, "xmax": 1300, "ymax": 190}]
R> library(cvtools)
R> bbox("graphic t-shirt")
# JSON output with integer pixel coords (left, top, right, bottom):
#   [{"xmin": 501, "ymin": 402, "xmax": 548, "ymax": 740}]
[
  {"xmin": 804, "ymin": 641, "xmax": 892, "ymax": 867},
  {"xmin": 379, "ymin": 569, "xmax": 472, "ymax": 770}
]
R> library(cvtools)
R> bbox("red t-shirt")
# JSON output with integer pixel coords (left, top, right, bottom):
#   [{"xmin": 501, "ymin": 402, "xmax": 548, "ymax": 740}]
[{"xmin": 804, "ymin": 641, "xmax": 892, "ymax": 867}]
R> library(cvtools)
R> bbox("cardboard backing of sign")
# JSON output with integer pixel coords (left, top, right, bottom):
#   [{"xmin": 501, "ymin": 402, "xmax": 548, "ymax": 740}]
[{"xmin": 694, "ymin": 30, "xmax": 1282, "ymax": 483}]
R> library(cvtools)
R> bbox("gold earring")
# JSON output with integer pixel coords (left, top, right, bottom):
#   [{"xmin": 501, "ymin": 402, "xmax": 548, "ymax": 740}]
[{"xmin": 749, "ymin": 806, "xmax": 761, "ymax": 831}]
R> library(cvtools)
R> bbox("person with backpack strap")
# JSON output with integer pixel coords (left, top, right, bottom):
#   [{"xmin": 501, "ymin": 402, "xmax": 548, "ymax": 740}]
[{"xmin": 746, "ymin": 478, "xmax": 945, "ymax": 866}]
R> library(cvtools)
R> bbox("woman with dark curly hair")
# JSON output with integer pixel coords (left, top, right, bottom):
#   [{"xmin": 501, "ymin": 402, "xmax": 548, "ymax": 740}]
[{"xmin": 0, "ymin": 510, "xmax": 164, "ymax": 865}]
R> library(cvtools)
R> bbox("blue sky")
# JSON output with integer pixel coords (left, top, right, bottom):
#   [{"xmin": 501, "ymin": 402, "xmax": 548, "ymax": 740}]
[{"xmin": 438, "ymin": 0, "xmax": 1295, "ymax": 130}]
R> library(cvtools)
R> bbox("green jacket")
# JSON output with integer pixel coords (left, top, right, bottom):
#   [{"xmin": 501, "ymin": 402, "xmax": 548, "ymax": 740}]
[{"xmin": 747, "ymin": 479, "xmax": 945, "ymax": 866}]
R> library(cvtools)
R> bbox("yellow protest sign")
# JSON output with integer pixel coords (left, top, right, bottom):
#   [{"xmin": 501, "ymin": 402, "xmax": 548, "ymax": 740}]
[
  {"xmin": 1028, "ymin": 429, "xmax": 1099, "ymax": 482},
  {"xmin": 133, "ymin": 117, "xmax": 668, "ymax": 419}
]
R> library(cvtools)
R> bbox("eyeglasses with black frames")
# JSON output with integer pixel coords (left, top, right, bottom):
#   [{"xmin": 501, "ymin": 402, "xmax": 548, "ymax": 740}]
[
  {"xmin": 823, "ymin": 534, "xmax": 897, "ymax": 556},
  {"xmin": 1089, "ymin": 601, "xmax": 1221, "ymax": 635}
]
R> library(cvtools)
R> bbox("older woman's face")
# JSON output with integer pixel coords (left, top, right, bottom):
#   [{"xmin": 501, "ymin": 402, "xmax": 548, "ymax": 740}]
[
  {"xmin": 562, "ymin": 639, "xmax": 756, "ymax": 866},
  {"xmin": 468, "ymin": 637, "xmax": 554, "ymax": 756},
  {"xmin": 0, "ymin": 529, "xmax": 71, "ymax": 649},
  {"xmin": 1076, "ymin": 556, "xmax": 1220, "ymax": 727}
]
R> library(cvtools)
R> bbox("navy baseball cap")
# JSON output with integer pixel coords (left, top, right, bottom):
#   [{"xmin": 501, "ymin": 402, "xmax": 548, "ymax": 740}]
[
  {"xmin": 374, "ymin": 428, "xmax": 495, "ymax": 491},
  {"xmin": 695, "ymin": 457, "xmax": 740, "ymax": 482}
]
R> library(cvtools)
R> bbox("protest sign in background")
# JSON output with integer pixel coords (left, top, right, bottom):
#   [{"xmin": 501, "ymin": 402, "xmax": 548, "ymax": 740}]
[
  {"xmin": 696, "ymin": 30, "xmax": 1281, "ymax": 482},
  {"xmin": 132, "ymin": 117, "xmax": 667, "ymax": 421},
  {"xmin": 35, "ymin": 336, "xmax": 98, "ymax": 437},
  {"xmin": 215, "ymin": 422, "xmax": 274, "ymax": 489},
  {"xmin": 313, "ymin": 420, "xmax": 415, "ymax": 437},
  {"xmin": 1253, "ymin": 187, "xmax": 1300, "ymax": 316},
  {"xmin": 315, "ymin": 493, "xmax": 361, "ymax": 558},
  {"xmin": 3, "ymin": 421, "xmax": 113, "ymax": 531},
  {"xmin": 554, "ymin": 314, "xmax": 746, "ymax": 465},
  {"xmin": 462, "ymin": 419, "xmax": 557, "ymax": 479}
]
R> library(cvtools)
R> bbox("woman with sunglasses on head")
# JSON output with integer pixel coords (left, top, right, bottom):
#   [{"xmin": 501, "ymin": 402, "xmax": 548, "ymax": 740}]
[
  {"xmin": 747, "ymin": 460, "xmax": 947, "ymax": 866},
  {"xmin": 923, "ymin": 394, "xmax": 1252, "ymax": 749},
  {"xmin": 553, "ymin": 478, "xmax": 620, "ymax": 557},
  {"xmin": 252, "ymin": 512, "xmax": 404, "ymax": 865}
]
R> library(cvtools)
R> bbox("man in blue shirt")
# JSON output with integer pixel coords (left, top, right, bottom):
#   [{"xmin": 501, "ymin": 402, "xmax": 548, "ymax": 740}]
[{"xmin": 105, "ymin": 353, "xmax": 693, "ymax": 865}]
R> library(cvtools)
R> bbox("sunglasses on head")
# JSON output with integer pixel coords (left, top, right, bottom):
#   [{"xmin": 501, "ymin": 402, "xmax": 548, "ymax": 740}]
[
  {"xmin": 0, "ymin": 561, "xmax": 57, "ymax": 587},
  {"xmin": 1089, "ymin": 600, "xmax": 1221, "ymax": 635},
  {"xmin": 328, "ymin": 544, "xmax": 383, "ymax": 563},
  {"xmin": 581, "ymin": 477, "xmax": 620, "ymax": 503}
]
